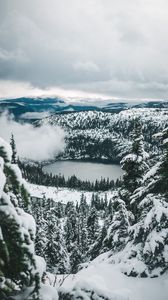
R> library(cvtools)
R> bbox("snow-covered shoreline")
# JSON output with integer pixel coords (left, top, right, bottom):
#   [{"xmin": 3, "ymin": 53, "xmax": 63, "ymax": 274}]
[{"xmin": 27, "ymin": 183, "xmax": 114, "ymax": 204}]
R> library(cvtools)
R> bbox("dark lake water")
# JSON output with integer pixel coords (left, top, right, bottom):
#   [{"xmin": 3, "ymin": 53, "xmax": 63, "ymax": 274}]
[{"xmin": 43, "ymin": 161, "xmax": 123, "ymax": 182}]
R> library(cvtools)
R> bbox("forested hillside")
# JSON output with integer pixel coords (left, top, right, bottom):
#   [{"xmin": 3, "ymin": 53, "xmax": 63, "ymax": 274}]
[{"xmin": 38, "ymin": 108, "xmax": 168, "ymax": 162}]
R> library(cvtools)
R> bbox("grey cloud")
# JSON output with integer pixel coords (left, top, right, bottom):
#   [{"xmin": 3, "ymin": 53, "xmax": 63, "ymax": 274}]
[
  {"xmin": 0, "ymin": 0, "xmax": 168, "ymax": 99},
  {"xmin": 73, "ymin": 61, "xmax": 100, "ymax": 73}
]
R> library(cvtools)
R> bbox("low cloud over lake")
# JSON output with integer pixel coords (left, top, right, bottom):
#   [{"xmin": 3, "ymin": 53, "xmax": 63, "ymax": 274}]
[{"xmin": 0, "ymin": 113, "xmax": 65, "ymax": 161}]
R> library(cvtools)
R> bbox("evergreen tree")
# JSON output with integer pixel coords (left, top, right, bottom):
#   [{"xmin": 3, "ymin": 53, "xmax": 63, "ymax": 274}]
[
  {"xmin": 0, "ymin": 137, "xmax": 40, "ymax": 299},
  {"xmin": 121, "ymin": 119, "xmax": 149, "ymax": 192},
  {"xmin": 80, "ymin": 221, "xmax": 88, "ymax": 256},
  {"xmin": 91, "ymin": 193, "xmax": 95, "ymax": 207},
  {"xmin": 78, "ymin": 196, "xmax": 89, "ymax": 257},
  {"xmin": 45, "ymin": 208, "xmax": 69, "ymax": 274},
  {"xmin": 79, "ymin": 193, "xmax": 88, "ymax": 218},
  {"xmin": 103, "ymin": 198, "xmax": 132, "ymax": 253},
  {"xmin": 88, "ymin": 224, "xmax": 107, "ymax": 260},
  {"xmin": 10, "ymin": 133, "xmax": 17, "ymax": 164},
  {"xmin": 64, "ymin": 202, "xmax": 78, "ymax": 252},
  {"xmin": 124, "ymin": 193, "xmax": 168, "ymax": 277},
  {"xmin": 109, "ymin": 128, "xmax": 168, "ymax": 277},
  {"xmin": 155, "ymin": 127, "xmax": 168, "ymax": 195},
  {"xmin": 20, "ymin": 183, "xmax": 31, "ymax": 212},
  {"xmin": 35, "ymin": 213, "xmax": 48, "ymax": 259},
  {"xmin": 120, "ymin": 119, "xmax": 149, "ymax": 209},
  {"xmin": 87, "ymin": 207, "xmax": 100, "ymax": 245},
  {"xmin": 69, "ymin": 243, "xmax": 82, "ymax": 274}
]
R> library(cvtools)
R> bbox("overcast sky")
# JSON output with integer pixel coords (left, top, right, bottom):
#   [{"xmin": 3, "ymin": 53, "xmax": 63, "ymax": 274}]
[{"xmin": 0, "ymin": 0, "xmax": 168, "ymax": 100}]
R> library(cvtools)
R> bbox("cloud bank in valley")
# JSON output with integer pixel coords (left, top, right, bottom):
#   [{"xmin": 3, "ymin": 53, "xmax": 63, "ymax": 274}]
[{"xmin": 0, "ymin": 113, "xmax": 65, "ymax": 161}]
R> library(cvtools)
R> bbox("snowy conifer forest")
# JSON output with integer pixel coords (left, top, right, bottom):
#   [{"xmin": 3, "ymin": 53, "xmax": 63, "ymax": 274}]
[
  {"xmin": 1, "ymin": 1, "xmax": 168, "ymax": 299},
  {"xmin": 1, "ymin": 110, "xmax": 168, "ymax": 300}
]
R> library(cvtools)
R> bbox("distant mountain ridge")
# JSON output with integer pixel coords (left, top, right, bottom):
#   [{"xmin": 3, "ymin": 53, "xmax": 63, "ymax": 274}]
[{"xmin": 0, "ymin": 96, "xmax": 168, "ymax": 120}]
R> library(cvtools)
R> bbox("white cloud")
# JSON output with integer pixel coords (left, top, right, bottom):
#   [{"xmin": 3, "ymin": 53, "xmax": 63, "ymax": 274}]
[
  {"xmin": 0, "ymin": 80, "xmax": 110, "ymax": 100},
  {"xmin": 20, "ymin": 112, "xmax": 51, "ymax": 120},
  {"xmin": 0, "ymin": 112, "xmax": 65, "ymax": 161}
]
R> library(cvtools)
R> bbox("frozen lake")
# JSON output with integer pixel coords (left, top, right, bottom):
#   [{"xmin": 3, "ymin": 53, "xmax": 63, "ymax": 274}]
[{"xmin": 43, "ymin": 160, "xmax": 123, "ymax": 182}]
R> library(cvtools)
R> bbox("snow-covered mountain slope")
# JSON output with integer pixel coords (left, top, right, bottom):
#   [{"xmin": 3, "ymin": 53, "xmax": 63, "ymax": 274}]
[{"xmin": 38, "ymin": 108, "xmax": 168, "ymax": 162}]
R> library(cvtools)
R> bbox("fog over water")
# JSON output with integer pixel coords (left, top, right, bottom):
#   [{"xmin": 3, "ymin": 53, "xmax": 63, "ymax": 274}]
[{"xmin": 43, "ymin": 160, "xmax": 123, "ymax": 182}]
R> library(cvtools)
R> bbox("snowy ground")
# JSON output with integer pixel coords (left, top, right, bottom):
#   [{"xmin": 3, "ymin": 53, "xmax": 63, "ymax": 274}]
[
  {"xmin": 27, "ymin": 183, "xmax": 114, "ymax": 204},
  {"xmin": 53, "ymin": 261, "xmax": 168, "ymax": 300},
  {"xmin": 27, "ymin": 183, "xmax": 168, "ymax": 300}
]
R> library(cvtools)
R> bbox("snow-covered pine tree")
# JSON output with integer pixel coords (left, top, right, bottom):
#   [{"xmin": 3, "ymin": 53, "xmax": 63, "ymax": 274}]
[
  {"xmin": 110, "ymin": 128, "xmax": 168, "ymax": 277},
  {"xmin": 120, "ymin": 118, "xmax": 149, "ymax": 208},
  {"xmin": 103, "ymin": 197, "xmax": 133, "ymax": 254},
  {"xmin": 87, "ymin": 206, "xmax": 100, "ymax": 245},
  {"xmin": 0, "ymin": 137, "xmax": 40, "ymax": 299},
  {"xmin": 69, "ymin": 242, "xmax": 82, "ymax": 274},
  {"xmin": 10, "ymin": 133, "xmax": 17, "ymax": 164},
  {"xmin": 80, "ymin": 222, "xmax": 88, "ymax": 257},
  {"xmin": 20, "ymin": 183, "xmax": 31, "ymax": 211},
  {"xmin": 87, "ymin": 196, "xmax": 112, "ymax": 260},
  {"xmin": 88, "ymin": 223, "xmax": 107, "ymax": 260},
  {"xmin": 156, "ymin": 127, "xmax": 168, "ymax": 195},
  {"xmin": 124, "ymin": 193, "xmax": 168, "ymax": 277},
  {"xmin": 45, "ymin": 207, "xmax": 69, "ymax": 274},
  {"xmin": 64, "ymin": 200, "xmax": 89, "ymax": 272},
  {"xmin": 64, "ymin": 202, "xmax": 78, "ymax": 252},
  {"xmin": 35, "ymin": 211, "xmax": 48, "ymax": 260},
  {"xmin": 78, "ymin": 195, "xmax": 89, "ymax": 258},
  {"xmin": 79, "ymin": 193, "xmax": 88, "ymax": 218}
]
